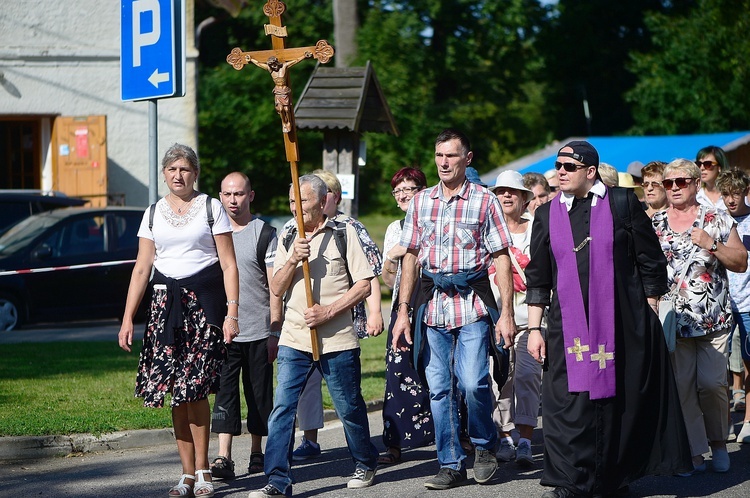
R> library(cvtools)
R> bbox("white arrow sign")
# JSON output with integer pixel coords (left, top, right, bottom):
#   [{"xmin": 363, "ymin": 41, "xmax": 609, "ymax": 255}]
[{"xmin": 148, "ymin": 68, "xmax": 170, "ymax": 87}]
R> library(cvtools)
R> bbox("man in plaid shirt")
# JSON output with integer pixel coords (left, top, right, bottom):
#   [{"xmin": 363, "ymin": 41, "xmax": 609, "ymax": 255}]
[{"xmin": 391, "ymin": 128, "xmax": 516, "ymax": 490}]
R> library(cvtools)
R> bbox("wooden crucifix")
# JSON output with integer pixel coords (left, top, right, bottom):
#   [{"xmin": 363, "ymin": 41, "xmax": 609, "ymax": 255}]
[{"xmin": 226, "ymin": 0, "xmax": 334, "ymax": 360}]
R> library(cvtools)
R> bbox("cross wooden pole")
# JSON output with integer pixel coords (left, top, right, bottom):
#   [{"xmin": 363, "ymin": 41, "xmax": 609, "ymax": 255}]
[{"xmin": 226, "ymin": 0, "xmax": 334, "ymax": 361}]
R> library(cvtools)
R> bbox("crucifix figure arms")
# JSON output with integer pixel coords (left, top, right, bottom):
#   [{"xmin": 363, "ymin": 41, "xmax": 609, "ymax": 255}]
[{"xmin": 245, "ymin": 51, "xmax": 313, "ymax": 133}]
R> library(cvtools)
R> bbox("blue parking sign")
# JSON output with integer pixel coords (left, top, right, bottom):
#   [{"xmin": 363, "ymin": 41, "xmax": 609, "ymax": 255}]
[{"xmin": 121, "ymin": 0, "xmax": 185, "ymax": 101}]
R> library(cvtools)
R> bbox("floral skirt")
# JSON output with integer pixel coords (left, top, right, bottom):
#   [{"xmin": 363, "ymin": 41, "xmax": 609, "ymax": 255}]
[
  {"xmin": 382, "ymin": 307, "xmax": 434, "ymax": 449},
  {"xmin": 135, "ymin": 286, "xmax": 226, "ymax": 408}
]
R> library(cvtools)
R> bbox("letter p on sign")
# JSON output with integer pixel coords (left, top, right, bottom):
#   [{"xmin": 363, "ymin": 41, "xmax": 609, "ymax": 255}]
[{"xmin": 132, "ymin": 0, "xmax": 161, "ymax": 67}]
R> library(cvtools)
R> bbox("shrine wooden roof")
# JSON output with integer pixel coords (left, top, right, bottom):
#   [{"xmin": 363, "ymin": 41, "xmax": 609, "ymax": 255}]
[{"xmin": 294, "ymin": 61, "xmax": 399, "ymax": 135}]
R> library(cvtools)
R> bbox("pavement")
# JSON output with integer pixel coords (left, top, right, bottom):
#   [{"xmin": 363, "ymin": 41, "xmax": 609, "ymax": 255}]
[{"xmin": 3, "ymin": 319, "xmax": 750, "ymax": 497}]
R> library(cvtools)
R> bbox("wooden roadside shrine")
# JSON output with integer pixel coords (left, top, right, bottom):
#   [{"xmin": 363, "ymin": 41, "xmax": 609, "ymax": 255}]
[{"xmin": 226, "ymin": 0, "xmax": 334, "ymax": 360}]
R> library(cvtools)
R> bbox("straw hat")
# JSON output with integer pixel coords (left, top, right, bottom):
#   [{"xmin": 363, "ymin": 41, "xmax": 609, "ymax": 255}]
[
  {"xmin": 618, "ymin": 172, "xmax": 636, "ymax": 188},
  {"xmin": 490, "ymin": 170, "xmax": 534, "ymax": 202}
]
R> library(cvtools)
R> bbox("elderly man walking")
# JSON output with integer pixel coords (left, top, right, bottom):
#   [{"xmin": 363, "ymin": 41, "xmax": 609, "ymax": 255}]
[{"xmin": 248, "ymin": 174, "xmax": 378, "ymax": 497}]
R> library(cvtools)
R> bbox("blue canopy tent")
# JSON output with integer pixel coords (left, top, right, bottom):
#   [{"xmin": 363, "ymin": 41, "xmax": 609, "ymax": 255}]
[{"xmin": 481, "ymin": 132, "xmax": 750, "ymax": 185}]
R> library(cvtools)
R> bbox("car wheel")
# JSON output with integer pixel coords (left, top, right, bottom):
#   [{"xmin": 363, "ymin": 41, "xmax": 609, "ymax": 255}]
[{"xmin": 0, "ymin": 295, "xmax": 21, "ymax": 332}]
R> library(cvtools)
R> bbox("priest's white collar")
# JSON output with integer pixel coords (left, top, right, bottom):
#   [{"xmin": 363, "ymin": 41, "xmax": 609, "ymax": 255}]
[{"xmin": 557, "ymin": 180, "xmax": 607, "ymax": 211}]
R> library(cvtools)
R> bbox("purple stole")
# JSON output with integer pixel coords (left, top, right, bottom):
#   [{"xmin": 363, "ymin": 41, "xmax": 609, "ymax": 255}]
[{"xmin": 549, "ymin": 190, "xmax": 616, "ymax": 399}]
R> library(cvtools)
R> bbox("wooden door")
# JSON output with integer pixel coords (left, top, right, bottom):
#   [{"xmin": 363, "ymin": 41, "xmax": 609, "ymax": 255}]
[{"xmin": 52, "ymin": 116, "xmax": 108, "ymax": 206}]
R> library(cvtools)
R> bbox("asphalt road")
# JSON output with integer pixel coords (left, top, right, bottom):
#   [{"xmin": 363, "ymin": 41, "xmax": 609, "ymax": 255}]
[{"xmin": 2, "ymin": 319, "xmax": 750, "ymax": 497}]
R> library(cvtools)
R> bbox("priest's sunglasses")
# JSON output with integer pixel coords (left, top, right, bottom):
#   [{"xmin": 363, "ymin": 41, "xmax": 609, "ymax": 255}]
[
  {"xmin": 662, "ymin": 177, "xmax": 695, "ymax": 190},
  {"xmin": 554, "ymin": 161, "xmax": 587, "ymax": 172}
]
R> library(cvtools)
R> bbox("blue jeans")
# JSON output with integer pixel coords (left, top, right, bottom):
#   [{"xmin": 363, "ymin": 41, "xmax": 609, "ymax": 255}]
[
  {"xmin": 264, "ymin": 346, "xmax": 377, "ymax": 496},
  {"xmin": 733, "ymin": 312, "xmax": 750, "ymax": 361},
  {"xmin": 424, "ymin": 316, "xmax": 497, "ymax": 470}
]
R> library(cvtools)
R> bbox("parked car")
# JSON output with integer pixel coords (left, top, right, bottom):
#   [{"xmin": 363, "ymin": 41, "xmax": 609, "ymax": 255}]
[
  {"xmin": 0, "ymin": 190, "xmax": 87, "ymax": 235},
  {"xmin": 0, "ymin": 207, "xmax": 147, "ymax": 331}
]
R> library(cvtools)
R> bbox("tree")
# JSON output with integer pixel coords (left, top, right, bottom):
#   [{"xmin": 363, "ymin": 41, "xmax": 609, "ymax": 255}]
[
  {"xmin": 195, "ymin": 0, "xmax": 552, "ymax": 214},
  {"xmin": 355, "ymin": 0, "xmax": 550, "ymax": 211},
  {"xmin": 627, "ymin": 0, "xmax": 750, "ymax": 135},
  {"xmin": 195, "ymin": 0, "xmax": 333, "ymax": 214},
  {"xmin": 536, "ymin": 0, "xmax": 695, "ymax": 138}
]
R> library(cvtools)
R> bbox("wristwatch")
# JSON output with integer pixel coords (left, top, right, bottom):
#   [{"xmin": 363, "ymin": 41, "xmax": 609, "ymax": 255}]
[
  {"xmin": 710, "ymin": 240, "xmax": 718, "ymax": 253},
  {"xmin": 397, "ymin": 302, "xmax": 413, "ymax": 319}
]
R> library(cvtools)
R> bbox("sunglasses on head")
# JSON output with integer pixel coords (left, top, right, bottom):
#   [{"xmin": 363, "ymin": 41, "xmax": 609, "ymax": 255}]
[
  {"xmin": 554, "ymin": 161, "xmax": 587, "ymax": 172},
  {"xmin": 695, "ymin": 160, "xmax": 718, "ymax": 169},
  {"xmin": 662, "ymin": 177, "xmax": 695, "ymax": 189}
]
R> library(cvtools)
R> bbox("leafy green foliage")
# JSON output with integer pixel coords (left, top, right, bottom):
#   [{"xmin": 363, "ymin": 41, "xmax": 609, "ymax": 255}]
[
  {"xmin": 537, "ymin": 0, "xmax": 696, "ymax": 138},
  {"xmin": 196, "ymin": 0, "xmax": 551, "ymax": 214},
  {"xmin": 626, "ymin": 0, "xmax": 750, "ymax": 134}
]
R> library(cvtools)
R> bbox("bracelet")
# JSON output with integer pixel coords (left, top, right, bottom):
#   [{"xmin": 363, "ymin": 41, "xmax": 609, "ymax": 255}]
[
  {"xmin": 226, "ymin": 300, "xmax": 239, "ymax": 306},
  {"xmin": 225, "ymin": 315, "xmax": 239, "ymax": 322},
  {"xmin": 528, "ymin": 326, "xmax": 542, "ymax": 332},
  {"xmin": 385, "ymin": 254, "xmax": 399, "ymax": 265},
  {"xmin": 384, "ymin": 266, "xmax": 396, "ymax": 275},
  {"xmin": 397, "ymin": 302, "xmax": 411, "ymax": 309}
]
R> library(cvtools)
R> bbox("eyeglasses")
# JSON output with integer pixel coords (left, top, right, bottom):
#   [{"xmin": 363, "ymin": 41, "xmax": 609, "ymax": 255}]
[
  {"xmin": 392, "ymin": 186, "xmax": 421, "ymax": 196},
  {"xmin": 696, "ymin": 160, "xmax": 718, "ymax": 170},
  {"xmin": 641, "ymin": 181, "xmax": 663, "ymax": 189},
  {"xmin": 662, "ymin": 177, "xmax": 695, "ymax": 190},
  {"xmin": 554, "ymin": 161, "xmax": 586, "ymax": 172}
]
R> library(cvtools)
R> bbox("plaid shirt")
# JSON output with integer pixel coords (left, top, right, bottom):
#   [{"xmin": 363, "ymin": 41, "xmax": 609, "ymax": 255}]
[{"xmin": 400, "ymin": 180, "xmax": 511, "ymax": 328}]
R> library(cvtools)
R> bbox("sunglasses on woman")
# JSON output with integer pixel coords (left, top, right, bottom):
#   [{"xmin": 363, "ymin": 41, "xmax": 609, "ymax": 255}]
[
  {"xmin": 642, "ymin": 181, "xmax": 663, "ymax": 189},
  {"xmin": 695, "ymin": 160, "xmax": 718, "ymax": 169},
  {"xmin": 554, "ymin": 161, "xmax": 586, "ymax": 172},
  {"xmin": 662, "ymin": 177, "xmax": 695, "ymax": 189}
]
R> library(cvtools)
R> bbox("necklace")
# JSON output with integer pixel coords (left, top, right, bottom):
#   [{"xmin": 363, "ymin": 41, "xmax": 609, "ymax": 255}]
[{"xmin": 167, "ymin": 192, "xmax": 196, "ymax": 214}]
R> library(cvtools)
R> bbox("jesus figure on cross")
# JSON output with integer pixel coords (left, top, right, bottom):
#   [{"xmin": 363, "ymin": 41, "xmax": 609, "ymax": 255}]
[{"xmin": 245, "ymin": 51, "xmax": 313, "ymax": 132}]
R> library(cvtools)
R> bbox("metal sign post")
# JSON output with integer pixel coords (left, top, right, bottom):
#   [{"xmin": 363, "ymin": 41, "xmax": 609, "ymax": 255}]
[{"xmin": 121, "ymin": 0, "xmax": 186, "ymax": 203}]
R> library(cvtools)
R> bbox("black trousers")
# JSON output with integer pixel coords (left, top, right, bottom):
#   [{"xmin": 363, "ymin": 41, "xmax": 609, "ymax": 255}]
[{"xmin": 211, "ymin": 338, "xmax": 273, "ymax": 436}]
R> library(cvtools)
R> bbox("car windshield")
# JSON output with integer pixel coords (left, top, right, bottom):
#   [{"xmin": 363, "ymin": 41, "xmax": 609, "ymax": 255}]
[{"xmin": 0, "ymin": 214, "xmax": 59, "ymax": 256}]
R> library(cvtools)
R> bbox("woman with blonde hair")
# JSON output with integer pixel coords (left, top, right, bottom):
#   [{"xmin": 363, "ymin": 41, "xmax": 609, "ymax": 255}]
[
  {"xmin": 119, "ymin": 143, "xmax": 239, "ymax": 497},
  {"xmin": 653, "ymin": 158, "xmax": 747, "ymax": 475}
]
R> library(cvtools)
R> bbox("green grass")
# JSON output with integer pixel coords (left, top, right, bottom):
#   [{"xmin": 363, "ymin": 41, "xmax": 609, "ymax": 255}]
[{"xmin": 0, "ymin": 333, "xmax": 388, "ymax": 437}]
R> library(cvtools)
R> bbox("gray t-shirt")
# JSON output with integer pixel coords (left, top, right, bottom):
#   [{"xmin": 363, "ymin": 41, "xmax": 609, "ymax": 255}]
[{"xmin": 234, "ymin": 218, "xmax": 277, "ymax": 342}]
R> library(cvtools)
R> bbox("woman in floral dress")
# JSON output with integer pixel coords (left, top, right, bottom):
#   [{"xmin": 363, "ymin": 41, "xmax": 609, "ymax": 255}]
[
  {"xmin": 118, "ymin": 144, "xmax": 239, "ymax": 498},
  {"xmin": 379, "ymin": 167, "xmax": 433, "ymax": 465},
  {"xmin": 653, "ymin": 158, "xmax": 746, "ymax": 475}
]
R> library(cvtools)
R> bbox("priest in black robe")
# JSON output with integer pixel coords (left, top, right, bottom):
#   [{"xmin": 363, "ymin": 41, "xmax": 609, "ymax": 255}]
[{"xmin": 526, "ymin": 141, "xmax": 692, "ymax": 498}]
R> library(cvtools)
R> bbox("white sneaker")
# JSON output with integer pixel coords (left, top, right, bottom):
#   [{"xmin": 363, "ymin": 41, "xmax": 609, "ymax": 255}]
[
  {"xmin": 738, "ymin": 421, "xmax": 750, "ymax": 443},
  {"xmin": 347, "ymin": 467, "xmax": 376, "ymax": 489},
  {"xmin": 495, "ymin": 439, "xmax": 516, "ymax": 462}
]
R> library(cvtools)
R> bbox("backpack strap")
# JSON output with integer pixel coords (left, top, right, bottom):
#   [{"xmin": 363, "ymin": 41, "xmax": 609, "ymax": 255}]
[
  {"xmin": 282, "ymin": 220, "xmax": 351, "ymax": 286},
  {"xmin": 332, "ymin": 220, "xmax": 351, "ymax": 286},
  {"xmin": 282, "ymin": 225, "xmax": 297, "ymax": 251},
  {"xmin": 611, "ymin": 187, "xmax": 631, "ymax": 233},
  {"xmin": 205, "ymin": 195, "xmax": 214, "ymax": 230},
  {"xmin": 256, "ymin": 222, "xmax": 276, "ymax": 284},
  {"xmin": 148, "ymin": 203, "xmax": 156, "ymax": 232}
]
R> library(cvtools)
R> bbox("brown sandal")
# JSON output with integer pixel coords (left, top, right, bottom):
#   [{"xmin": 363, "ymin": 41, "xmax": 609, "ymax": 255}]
[{"xmin": 377, "ymin": 448, "xmax": 401, "ymax": 465}]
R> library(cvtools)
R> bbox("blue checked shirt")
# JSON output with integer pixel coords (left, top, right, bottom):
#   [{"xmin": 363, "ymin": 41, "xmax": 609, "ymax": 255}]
[{"xmin": 400, "ymin": 179, "xmax": 511, "ymax": 328}]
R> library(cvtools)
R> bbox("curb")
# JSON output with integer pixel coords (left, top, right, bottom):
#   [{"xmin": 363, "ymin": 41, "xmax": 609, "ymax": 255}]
[{"xmin": 0, "ymin": 399, "xmax": 384, "ymax": 461}]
